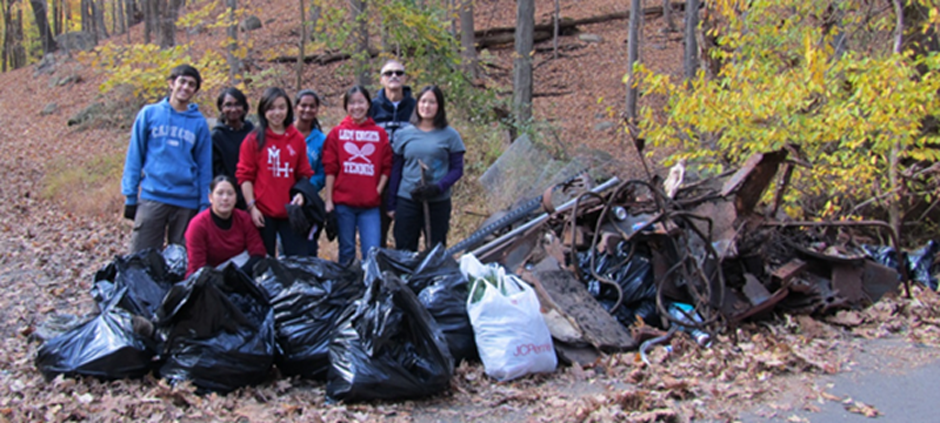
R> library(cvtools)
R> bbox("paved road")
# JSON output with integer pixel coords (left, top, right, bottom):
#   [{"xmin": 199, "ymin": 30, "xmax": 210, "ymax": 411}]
[{"xmin": 737, "ymin": 337, "xmax": 940, "ymax": 422}]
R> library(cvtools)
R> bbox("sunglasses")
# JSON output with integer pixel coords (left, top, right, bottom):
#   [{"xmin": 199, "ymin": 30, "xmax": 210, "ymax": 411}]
[{"xmin": 382, "ymin": 70, "xmax": 405, "ymax": 77}]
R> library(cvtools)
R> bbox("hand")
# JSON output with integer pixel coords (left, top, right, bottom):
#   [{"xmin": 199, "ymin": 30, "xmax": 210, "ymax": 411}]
[
  {"xmin": 250, "ymin": 206, "xmax": 265, "ymax": 228},
  {"xmin": 291, "ymin": 193, "xmax": 304, "ymax": 206},
  {"xmin": 324, "ymin": 200, "xmax": 334, "ymax": 213},
  {"xmin": 410, "ymin": 184, "xmax": 441, "ymax": 202},
  {"xmin": 387, "ymin": 210, "xmax": 395, "ymax": 219},
  {"xmin": 123, "ymin": 204, "xmax": 137, "ymax": 221}
]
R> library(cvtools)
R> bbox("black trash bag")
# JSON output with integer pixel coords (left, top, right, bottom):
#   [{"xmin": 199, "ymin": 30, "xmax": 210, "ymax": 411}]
[
  {"xmin": 91, "ymin": 249, "xmax": 176, "ymax": 319},
  {"xmin": 162, "ymin": 244, "xmax": 188, "ymax": 282},
  {"xmin": 363, "ymin": 245, "xmax": 477, "ymax": 363},
  {"xmin": 863, "ymin": 241, "xmax": 940, "ymax": 290},
  {"xmin": 156, "ymin": 265, "xmax": 275, "ymax": 393},
  {"xmin": 327, "ymin": 272, "xmax": 454, "ymax": 403},
  {"xmin": 252, "ymin": 256, "xmax": 364, "ymax": 379},
  {"xmin": 36, "ymin": 287, "xmax": 156, "ymax": 381},
  {"xmin": 578, "ymin": 242, "xmax": 658, "ymax": 327}
]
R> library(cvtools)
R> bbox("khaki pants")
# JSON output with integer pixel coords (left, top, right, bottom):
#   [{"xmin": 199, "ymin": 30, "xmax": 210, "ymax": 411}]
[{"xmin": 129, "ymin": 199, "xmax": 197, "ymax": 253}]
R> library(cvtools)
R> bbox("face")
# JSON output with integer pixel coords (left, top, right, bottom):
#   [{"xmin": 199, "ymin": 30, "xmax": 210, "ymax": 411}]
[
  {"xmin": 209, "ymin": 181, "xmax": 237, "ymax": 215},
  {"xmin": 221, "ymin": 94, "xmax": 246, "ymax": 124},
  {"xmin": 169, "ymin": 75, "xmax": 199, "ymax": 104},
  {"xmin": 265, "ymin": 96, "xmax": 289, "ymax": 129},
  {"xmin": 296, "ymin": 95, "xmax": 319, "ymax": 123},
  {"xmin": 417, "ymin": 91, "xmax": 439, "ymax": 122},
  {"xmin": 346, "ymin": 92, "xmax": 370, "ymax": 122},
  {"xmin": 380, "ymin": 63, "xmax": 406, "ymax": 90}
]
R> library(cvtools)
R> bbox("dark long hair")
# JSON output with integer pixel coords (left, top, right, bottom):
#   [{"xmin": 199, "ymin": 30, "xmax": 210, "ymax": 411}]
[
  {"xmin": 343, "ymin": 85, "xmax": 372, "ymax": 113},
  {"xmin": 254, "ymin": 87, "xmax": 293, "ymax": 150},
  {"xmin": 216, "ymin": 87, "xmax": 248, "ymax": 124},
  {"xmin": 411, "ymin": 85, "xmax": 448, "ymax": 129},
  {"xmin": 295, "ymin": 89, "xmax": 322, "ymax": 132},
  {"xmin": 209, "ymin": 175, "xmax": 237, "ymax": 193}
]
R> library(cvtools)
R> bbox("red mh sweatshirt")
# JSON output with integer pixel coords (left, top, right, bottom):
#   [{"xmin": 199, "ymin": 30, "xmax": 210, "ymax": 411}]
[
  {"xmin": 323, "ymin": 116, "xmax": 392, "ymax": 208},
  {"xmin": 236, "ymin": 125, "xmax": 314, "ymax": 219}
]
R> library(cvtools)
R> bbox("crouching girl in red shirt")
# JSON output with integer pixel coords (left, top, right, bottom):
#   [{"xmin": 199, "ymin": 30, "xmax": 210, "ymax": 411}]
[{"xmin": 184, "ymin": 175, "xmax": 267, "ymax": 277}]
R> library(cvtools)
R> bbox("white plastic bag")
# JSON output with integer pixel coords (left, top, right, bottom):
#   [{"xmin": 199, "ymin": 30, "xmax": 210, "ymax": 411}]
[{"xmin": 460, "ymin": 254, "xmax": 556, "ymax": 381}]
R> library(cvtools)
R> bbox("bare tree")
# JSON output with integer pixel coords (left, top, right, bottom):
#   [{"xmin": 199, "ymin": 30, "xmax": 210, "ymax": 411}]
[
  {"xmin": 625, "ymin": 0, "xmax": 640, "ymax": 121},
  {"xmin": 2, "ymin": 0, "xmax": 11, "ymax": 71},
  {"xmin": 459, "ymin": 0, "xmax": 477, "ymax": 78},
  {"xmin": 683, "ymin": 0, "xmax": 699, "ymax": 81},
  {"xmin": 552, "ymin": 0, "xmax": 558, "ymax": 59},
  {"xmin": 29, "ymin": 0, "xmax": 57, "ymax": 54},
  {"xmin": 158, "ymin": 0, "xmax": 181, "ymax": 48},
  {"xmin": 144, "ymin": 0, "xmax": 154, "ymax": 43},
  {"xmin": 94, "ymin": 0, "xmax": 108, "ymax": 39},
  {"xmin": 512, "ymin": 0, "xmax": 534, "ymax": 123}
]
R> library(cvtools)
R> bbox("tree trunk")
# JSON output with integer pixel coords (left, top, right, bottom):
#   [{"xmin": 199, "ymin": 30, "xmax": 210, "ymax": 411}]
[
  {"xmin": 158, "ymin": 0, "xmax": 180, "ymax": 48},
  {"xmin": 625, "ymin": 0, "xmax": 641, "ymax": 122},
  {"xmin": 663, "ymin": 0, "xmax": 676, "ymax": 32},
  {"xmin": 2, "ymin": 0, "xmax": 10, "ymax": 71},
  {"xmin": 459, "ymin": 0, "xmax": 477, "ymax": 78},
  {"xmin": 512, "ymin": 0, "xmax": 534, "ymax": 124},
  {"xmin": 296, "ymin": 0, "xmax": 305, "ymax": 91},
  {"xmin": 94, "ymin": 0, "xmax": 108, "ymax": 39},
  {"xmin": 308, "ymin": 0, "xmax": 320, "ymax": 40},
  {"xmin": 29, "ymin": 0, "xmax": 57, "ymax": 54},
  {"xmin": 552, "ymin": 0, "xmax": 558, "ymax": 59},
  {"xmin": 143, "ymin": 0, "xmax": 154, "ymax": 44},
  {"xmin": 226, "ymin": 0, "xmax": 238, "ymax": 81},
  {"xmin": 683, "ymin": 0, "xmax": 699, "ymax": 81},
  {"xmin": 12, "ymin": 7, "xmax": 25, "ymax": 68},
  {"xmin": 52, "ymin": 0, "xmax": 61, "ymax": 34},
  {"xmin": 81, "ymin": 0, "xmax": 91, "ymax": 35},
  {"xmin": 351, "ymin": 0, "xmax": 370, "ymax": 86}
]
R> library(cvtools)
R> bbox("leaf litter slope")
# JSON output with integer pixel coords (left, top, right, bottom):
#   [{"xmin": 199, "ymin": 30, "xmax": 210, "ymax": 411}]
[{"xmin": 1, "ymin": 0, "xmax": 940, "ymax": 421}]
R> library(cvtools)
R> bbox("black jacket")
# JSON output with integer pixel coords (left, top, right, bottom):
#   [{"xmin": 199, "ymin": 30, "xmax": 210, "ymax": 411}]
[
  {"xmin": 369, "ymin": 87, "xmax": 416, "ymax": 143},
  {"xmin": 211, "ymin": 120, "xmax": 254, "ymax": 209},
  {"xmin": 290, "ymin": 178, "xmax": 327, "ymax": 228}
]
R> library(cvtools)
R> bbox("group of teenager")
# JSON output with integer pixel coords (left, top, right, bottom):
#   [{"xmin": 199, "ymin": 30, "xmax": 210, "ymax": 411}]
[{"xmin": 121, "ymin": 61, "xmax": 466, "ymax": 279}]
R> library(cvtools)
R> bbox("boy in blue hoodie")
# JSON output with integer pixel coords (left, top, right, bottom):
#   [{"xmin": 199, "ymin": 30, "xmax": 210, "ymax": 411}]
[{"xmin": 121, "ymin": 64, "xmax": 212, "ymax": 253}]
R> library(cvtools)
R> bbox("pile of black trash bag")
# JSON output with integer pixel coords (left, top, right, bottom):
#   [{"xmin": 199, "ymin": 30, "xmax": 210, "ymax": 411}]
[{"xmin": 35, "ymin": 245, "xmax": 470, "ymax": 401}]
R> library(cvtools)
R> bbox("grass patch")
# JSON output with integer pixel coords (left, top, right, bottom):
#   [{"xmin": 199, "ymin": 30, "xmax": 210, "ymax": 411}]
[{"xmin": 42, "ymin": 152, "xmax": 125, "ymax": 218}]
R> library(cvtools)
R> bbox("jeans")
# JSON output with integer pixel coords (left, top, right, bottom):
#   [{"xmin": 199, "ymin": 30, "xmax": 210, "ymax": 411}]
[
  {"xmin": 393, "ymin": 197, "xmax": 452, "ymax": 252},
  {"xmin": 129, "ymin": 198, "xmax": 197, "ymax": 253},
  {"xmin": 259, "ymin": 215, "xmax": 308, "ymax": 257},
  {"xmin": 335, "ymin": 204, "xmax": 381, "ymax": 265}
]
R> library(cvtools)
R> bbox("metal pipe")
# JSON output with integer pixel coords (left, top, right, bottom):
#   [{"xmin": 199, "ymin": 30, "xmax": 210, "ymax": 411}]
[{"xmin": 470, "ymin": 176, "xmax": 622, "ymax": 259}]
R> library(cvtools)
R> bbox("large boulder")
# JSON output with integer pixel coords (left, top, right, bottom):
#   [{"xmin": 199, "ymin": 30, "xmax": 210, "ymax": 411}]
[
  {"xmin": 239, "ymin": 16, "xmax": 262, "ymax": 32},
  {"xmin": 55, "ymin": 31, "xmax": 96, "ymax": 52}
]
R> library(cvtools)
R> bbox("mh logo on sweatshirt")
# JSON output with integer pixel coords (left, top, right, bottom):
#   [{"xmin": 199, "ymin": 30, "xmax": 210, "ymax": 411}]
[{"xmin": 267, "ymin": 146, "xmax": 293, "ymax": 178}]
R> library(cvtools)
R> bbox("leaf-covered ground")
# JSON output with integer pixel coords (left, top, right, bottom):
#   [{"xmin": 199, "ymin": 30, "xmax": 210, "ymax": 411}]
[{"xmin": 2, "ymin": 0, "xmax": 940, "ymax": 421}]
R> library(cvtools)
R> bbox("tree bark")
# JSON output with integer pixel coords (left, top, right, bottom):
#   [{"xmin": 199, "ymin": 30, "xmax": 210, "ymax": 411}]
[
  {"xmin": 12, "ymin": 7, "xmax": 25, "ymax": 68},
  {"xmin": 2, "ymin": 0, "xmax": 10, "ymax": 72},
  {"xmin": 29, "ymin": 0, "xmax": 57, "ymax": 54},
  {"xmin": 296, "ymin": 0, "xmax": 305, "ymax": 92},
  {"xmin": 226, "ymin": 0, "xmax": 238, "ymax": 81},
  {"xmin": 143, "ymin": 0, "xmax": 153, "ymax": 43},
  {"xmin": 94, "ymin": 0, "xmax": 108, "ymax": 39},
  {"xmin": 683, "ymin": 0, "xmax": 699, "ymax": 81},
  {"xmin": 52, "ymin": 0, "xmax": 61, "ymax": 34},
  {"xmin": 552, "ymin": 0, "xmax": 558, "ymax": 59},
  {"xmin": 512, "ymin": 0, "xmax": 534, "ymax": 124},
  {"xmin": 459, "ymin": 0, "xmax": 477, "ymax": 78},
  {"xmin": 625, "ymin": 0, "xmax": 641, "ymax": 122},
  {"xmin": 663, "ymin": 0, "xmax": 676, "ymax": 32},
  {"xmin": 158, "ymin": 0, "xmax": 180, "ymax": 48},
  {"xmin": 351, "ymin": 0, "xmax": 370, "ymax": 86}
]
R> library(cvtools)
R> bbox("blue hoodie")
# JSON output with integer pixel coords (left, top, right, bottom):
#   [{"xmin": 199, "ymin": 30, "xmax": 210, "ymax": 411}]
[
  {"xmin": 122, "ymin": 97, "xmax": 212, "ymax": 210},
  {"xmin": 305, "ymin": 128, "xmax": 327, "ymax": 192}
]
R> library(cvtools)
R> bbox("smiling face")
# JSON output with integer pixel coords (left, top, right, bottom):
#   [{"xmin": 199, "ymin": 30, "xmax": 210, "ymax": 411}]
[
  {"xmin": 168, "ymin": 75, "xmax": 199, "ymax": 106},
  {"xmin": 346, "ymin": 91, "xmax": 370, "ymax": 123},
  {"xmin": 265, "ymin": 96, "xmax": 289, "ymax": 132},
  {"xmin": 209, "ymin": 180, "xmax": 237, "ymax": 217},
  {"xmin": 296, "ymin": 94, "xmax": 319, "ymax": 124},
  {"xmin": 417, "ymin": 90, "xmax": 439, "ymax": 123},
  {"xmin": 221, "ymin": 94, "xmax": 246, "ymax": 124}
]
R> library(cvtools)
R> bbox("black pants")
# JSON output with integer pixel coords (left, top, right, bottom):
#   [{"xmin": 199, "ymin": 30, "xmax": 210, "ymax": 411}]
[
  {"xmin": 259, "ymin": 215, "xmax": 308, "ymax": 257},
  {"xmin": 393, "ymin": 196, "xmax": 452, "ymax": 252}
]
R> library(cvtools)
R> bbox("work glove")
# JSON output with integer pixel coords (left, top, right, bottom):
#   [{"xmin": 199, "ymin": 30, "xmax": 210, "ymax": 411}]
[
  {"xmin": 123, "ymin": 204, "xmax": 137, "ymax": 221},
  {"xmin": 410, "ymin": 184, "xmax": 442, "ymax": 202}
]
